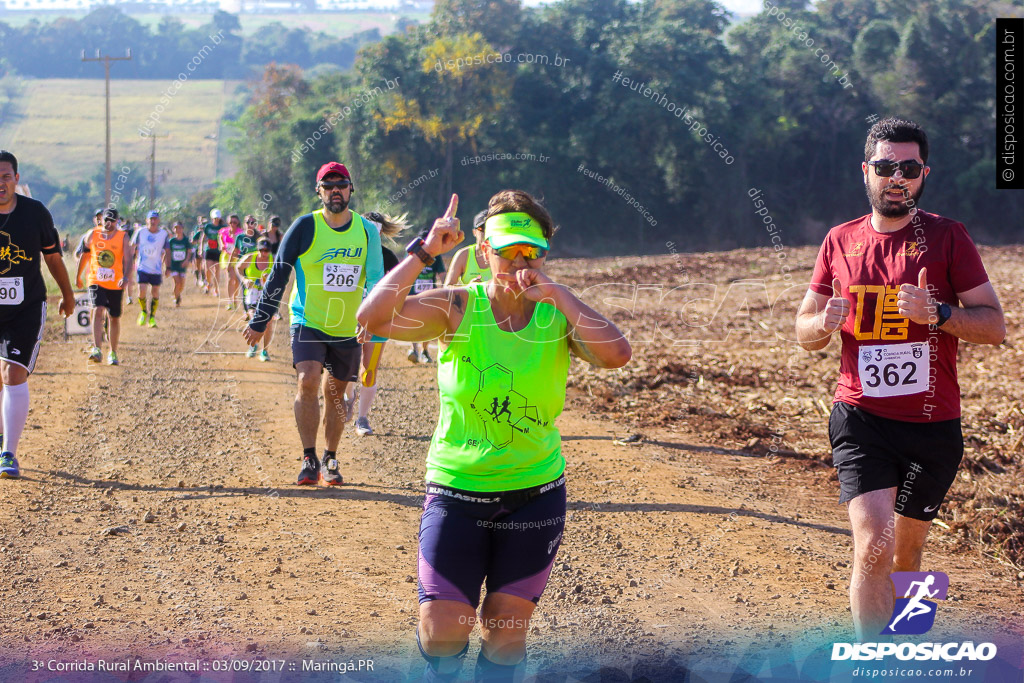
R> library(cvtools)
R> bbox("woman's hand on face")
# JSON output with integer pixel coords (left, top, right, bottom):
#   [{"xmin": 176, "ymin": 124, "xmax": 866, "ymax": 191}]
[
  {"xmin": 494, "ymin": 268, "xmax": 560, "ymax": 302},
  {"xmin": 424, "ymin": 194, "xmax": 464, "ymax": 257}
]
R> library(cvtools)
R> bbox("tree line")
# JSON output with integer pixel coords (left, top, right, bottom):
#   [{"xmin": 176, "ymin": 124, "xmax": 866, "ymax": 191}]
[
  {"xmin": 0, "ymin": 7, "xmax": 389, "ymax": 79},
  {"xmin": 217, "ymin": 0, "xmax": 1018, "ymax": 254}
]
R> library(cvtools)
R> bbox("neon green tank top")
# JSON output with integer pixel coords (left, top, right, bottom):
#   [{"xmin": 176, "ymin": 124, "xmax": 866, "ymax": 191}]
[
  {"xmin": 244, "ymin": 252, "xmax": 273, "ymax": 281},
  {"xmin": 426, "ymin": 282, "xmax": 569, "ymax": 491},
  {"xmin": 289, "ymin": 210, "xmax": 367, "ymax": 337},
  {"xmin": 454, "ymin": 244, "xmax": 492, "ymax": 284}
]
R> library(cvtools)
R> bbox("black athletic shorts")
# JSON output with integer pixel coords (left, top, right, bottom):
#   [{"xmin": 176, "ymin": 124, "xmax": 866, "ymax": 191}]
[
  {"xmin": 204, "ymin": 248, "xmax": 221, "ymax": 262},
  {"xmin": 0, "ymin": 300, "xmax": 46, "ymax": 373},
  {"xmin": 289, "ymin": 324, "xmax": 360, "ymax": 382},
  {"xmin": 829, "ymin": 401, "xmax": 963, "ymax": 521},
  {"xmin": 89, "ymin": 285, "xmax": 123, "ymax": 318},
  {"xmin": 137, "ymin": 271, "xmax": 162, "ymax": 287}
]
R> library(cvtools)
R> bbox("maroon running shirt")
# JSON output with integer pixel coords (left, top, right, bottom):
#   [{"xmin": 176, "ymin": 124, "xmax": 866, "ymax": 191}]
[{"xmin": 809, "ymin": 211, "xmax": 989, "ymax": 422}]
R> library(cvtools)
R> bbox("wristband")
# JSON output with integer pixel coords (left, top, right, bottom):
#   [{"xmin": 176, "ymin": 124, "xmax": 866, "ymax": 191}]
[{"xmin": 406, "ymin": 237, "xmax": 435, "ymax": 266}]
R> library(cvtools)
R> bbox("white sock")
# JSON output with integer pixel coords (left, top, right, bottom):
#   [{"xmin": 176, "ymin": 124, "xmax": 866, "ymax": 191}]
[
  {"xmin": 358, "ymin": 384, "xmax": 377, "ymax": 420},
  {"xmin": 2, "ymin": 382, "xmax": 29, "ymax": 456}
]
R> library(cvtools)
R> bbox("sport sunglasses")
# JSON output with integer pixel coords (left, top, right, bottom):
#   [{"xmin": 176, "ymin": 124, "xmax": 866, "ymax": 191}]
[
  {"xmin": 319, "ymin": 180, "xmax": 352, "ymax": 190},
  {"xmin": 867, "ymin": 160, "xmax": 924, "ymax": 179},
  {"xmin": 493, "ymin": 243, "xmax": 548, "ymax": 261}
]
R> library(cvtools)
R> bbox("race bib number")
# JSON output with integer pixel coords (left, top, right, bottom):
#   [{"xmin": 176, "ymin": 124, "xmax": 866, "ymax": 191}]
[
  {"xmin": 858, "ymin": 342, "xmax": 929, "ymax": 398},
  {"xmin": 172, "ymin": 249, "xmax": 187, "ymax": 262},
  {"xmin": 245, "ymin": 287, "xmax": 261, "ymax": 307},
  {"xmin": 323, "ymin": 264, "xmax": 361, "ymax": 292},
  {"xmin": 414, "ymin": 279, "xmax": 434, "ymax": 294},
  {"xmin": 95, "ymin": 267, "xmax": 115, "ymax": 283},
  {"xmin": 0, "ymin": 277, "xmax": 24, "ymax": 305}
]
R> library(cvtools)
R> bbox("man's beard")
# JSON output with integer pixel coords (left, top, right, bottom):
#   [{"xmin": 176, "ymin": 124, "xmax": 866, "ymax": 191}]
[
  {"xmin": 865, "ymin": 176, "xmax": 926, "ymax": 218},
  {"xmin": 323, "ymin": 193, "xmax": 349, "ymax": 214}
]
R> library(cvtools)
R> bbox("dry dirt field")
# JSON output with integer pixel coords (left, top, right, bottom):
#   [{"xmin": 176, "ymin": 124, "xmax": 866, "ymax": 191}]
[{"xmin": 0, "ymin": 247, "xmax": 1021, "ymax": 682}]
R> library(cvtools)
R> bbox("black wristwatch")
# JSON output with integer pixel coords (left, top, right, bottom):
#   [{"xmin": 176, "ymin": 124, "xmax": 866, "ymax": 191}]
[
  {"xmin": 936, "ymin": 302, "xmax": 952, "ymax": 327},
  {"xmin": 406, "ymin": 237, "xmax": 435, "ymax": 266}
]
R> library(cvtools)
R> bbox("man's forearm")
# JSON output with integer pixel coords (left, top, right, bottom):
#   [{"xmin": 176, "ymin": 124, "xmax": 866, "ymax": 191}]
[
  {"xmin": 936, "ymin": 305, "xmax": 1005, "ymax": 345},
  {"xmin": 795, "ymin": 312, "xmax": 832, "ymax": 350}
]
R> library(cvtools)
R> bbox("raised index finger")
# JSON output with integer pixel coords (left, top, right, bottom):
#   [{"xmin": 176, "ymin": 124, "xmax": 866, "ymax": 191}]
[{"xmin": 442, "ymin": 194, "xmax": 459, "ymax": 220}]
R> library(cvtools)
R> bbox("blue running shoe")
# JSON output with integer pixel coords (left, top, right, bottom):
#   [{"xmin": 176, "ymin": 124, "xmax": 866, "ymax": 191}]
[{"xmin": 0, "ymin": 452, "xmax": 19, "ymax": 479}]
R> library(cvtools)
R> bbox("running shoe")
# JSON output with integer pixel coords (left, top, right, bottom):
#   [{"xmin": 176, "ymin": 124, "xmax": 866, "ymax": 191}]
[
  {"xmin": 321, "ymin": 454, "xmax": 343, "ymax": 486},
  {"xmin": 107, "ymin": 351, "xmax": 119, "ymax": 366},
  {"xmin": 175, "ymin": 296, "xmax": 181, "ymax": 307},
  {"xmin": 420, "ymin": 351, "xmax": 432, "ymax": 363},
  {"xmin": 355, "ymin": 417, "xmax": 373, "ymax": 436},
  {"xmin": 408, "ymin": 347, "xmax": 419, "ymax": 364},
  {"xmin": 259, "ymin": 349, "xmax": 270, "ymax": 362},
  {"xmin": 246, "ymin": 345, "xmax": 258, "ymax": 358},
  {"xmin": 137, "ymin": 312, "xmax": 147, "ymax": 326},
  {"xmin": 226, "ymin": 303, "xmax": 235, "ymax": 311},
  {"xmin": 0, "ymin": 452, "xmax": 19, "ymax": 479},
  {"xmin": 296, "ymin": 454, "xmax": 320, "ymax": 485},
  {"xmin": 147, "ymin": 317, "xmax": 157, "ymax": 328},
  {"xmin": 87, "ymin": 347, "xmax": 102, "ymax": 363}
]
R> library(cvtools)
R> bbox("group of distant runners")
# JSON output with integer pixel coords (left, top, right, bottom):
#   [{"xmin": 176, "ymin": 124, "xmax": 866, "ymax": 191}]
[{"xmin": 0, "ymin": 116, "xmax": 1008, "ymax": 681}]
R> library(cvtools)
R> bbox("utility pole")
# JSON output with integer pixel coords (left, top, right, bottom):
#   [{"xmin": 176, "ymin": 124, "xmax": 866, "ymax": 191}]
[
  {"xmin": 81, "ymin": 48, "xmax": 132, "ymax": 208},
  {"xmin": 141, "ymin": 132, "xmax": 168, "ymax": 210}
]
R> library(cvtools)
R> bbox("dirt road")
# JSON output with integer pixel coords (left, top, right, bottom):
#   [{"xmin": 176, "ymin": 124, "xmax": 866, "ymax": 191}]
[{"xmin": 1, "ymin": 258, "xmax": 1021, "ymax": 682}]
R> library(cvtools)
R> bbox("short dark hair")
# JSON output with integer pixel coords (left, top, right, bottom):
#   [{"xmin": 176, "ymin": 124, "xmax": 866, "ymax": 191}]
[
  {"xmin": 865, "ymin": 117, "xmax": 928, "ymax": 164},
  {"xmin": 0, "ymin": 150, "xmax": 18, "ymax": 174}
]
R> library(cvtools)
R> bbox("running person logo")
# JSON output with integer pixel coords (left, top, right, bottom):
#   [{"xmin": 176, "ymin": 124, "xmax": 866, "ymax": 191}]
[
  {"xmin": 465, "ymin": 359, "xmax": 544, "ymax": 449},
  {"xmin": 898, "ymin": 241, "xmax": 923, "ymax": 256},
  {"xmin": 882, "ymin": 571, "xmax": 949, "ymax": 635},
  {"xmin": 0, "ymin": 231, "xmax": 31, "ymax": 275}
]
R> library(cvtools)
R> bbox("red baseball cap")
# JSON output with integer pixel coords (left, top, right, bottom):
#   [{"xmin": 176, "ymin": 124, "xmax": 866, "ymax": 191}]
[{"xmin": 316, "ymin": 162, "xmax": 351, "ymax": 183}]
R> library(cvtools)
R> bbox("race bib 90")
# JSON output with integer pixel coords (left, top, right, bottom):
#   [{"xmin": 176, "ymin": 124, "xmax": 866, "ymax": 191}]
[
  {"xmin": 0, "ymin": 277, "xmax": 24, "ymax": 305},
  {"xmin": 858, "ymin": 342, "xmax": 929, "ymax": 398},
  {"xmin": 322, "ymin": 264, "xmax": 361, "ymax": 292}
]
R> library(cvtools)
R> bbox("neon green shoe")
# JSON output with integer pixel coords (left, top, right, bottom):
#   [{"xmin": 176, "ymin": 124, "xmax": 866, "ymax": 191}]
[
  {"xmin": 147, "ymin": 317, "xmax": 157, "ymax": 328},
  {"xmin": 137, "ymin": 312, "xmax": 147, "ymax": 326}
]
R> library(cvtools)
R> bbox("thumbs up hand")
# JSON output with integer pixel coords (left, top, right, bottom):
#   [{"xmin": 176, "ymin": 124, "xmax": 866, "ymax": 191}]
[
  {"xmin": 822, "ymin": 277, "xmax": 851, "ymax": 334},
  {"xmin": 897, "ymin": 267, "xmax": 937, "ymax": 324}
]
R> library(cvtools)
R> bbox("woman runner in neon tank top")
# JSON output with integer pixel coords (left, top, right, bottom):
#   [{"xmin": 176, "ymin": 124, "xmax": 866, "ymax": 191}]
[
  {"xmin": 358, "ymin": 190, "xmax": 631, "ymax": 683},
  {"xmin": 236, "ymin": 236, "xmax": 275, "ymax": 361}
]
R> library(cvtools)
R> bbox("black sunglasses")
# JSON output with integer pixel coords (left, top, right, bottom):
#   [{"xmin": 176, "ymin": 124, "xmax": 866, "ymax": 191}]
[
  {"xmin": 319, "ymin": 180, "xmax": 351, "ymax": 190},
  {"xmin": 868, "ymin": 160, "xmax": 924, "ymax": 180}
]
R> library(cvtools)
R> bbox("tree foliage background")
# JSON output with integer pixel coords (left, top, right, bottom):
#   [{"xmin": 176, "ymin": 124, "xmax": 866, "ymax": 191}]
[{"xmin": 9, "ymin": 0, "xmax": 1021, "ymax": 251}]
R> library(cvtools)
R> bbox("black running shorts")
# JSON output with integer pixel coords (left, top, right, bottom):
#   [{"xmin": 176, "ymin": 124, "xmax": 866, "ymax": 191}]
[
  {"xmin": 829, "ymin": 401, "xmax": 963, "ymax": 521},
  {"xmin": 289, "ymin": 324, "xmax": 360, "ymax": 382},
  {"xmin": 89, "ymin": 285, "xmax": 123, "ymax": 318},
  {"xmin": 0, "ymin": 300, "xmax": 46, "ymax": 373}
]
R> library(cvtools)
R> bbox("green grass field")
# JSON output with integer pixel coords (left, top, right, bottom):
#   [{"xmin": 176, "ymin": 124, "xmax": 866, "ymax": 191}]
[
  {"xmin": 0, "ymin": 11, "xmax": 428, "ymax": 36},
  {"xmin": 0, "ymin": 78, "xmax": 242, "ymax": 193}
]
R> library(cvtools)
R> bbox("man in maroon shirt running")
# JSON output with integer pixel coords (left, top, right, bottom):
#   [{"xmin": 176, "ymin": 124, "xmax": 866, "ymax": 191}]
[{"xmin": 794, "ymin": 117, "xmax": 1005, "ymax": 640}]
